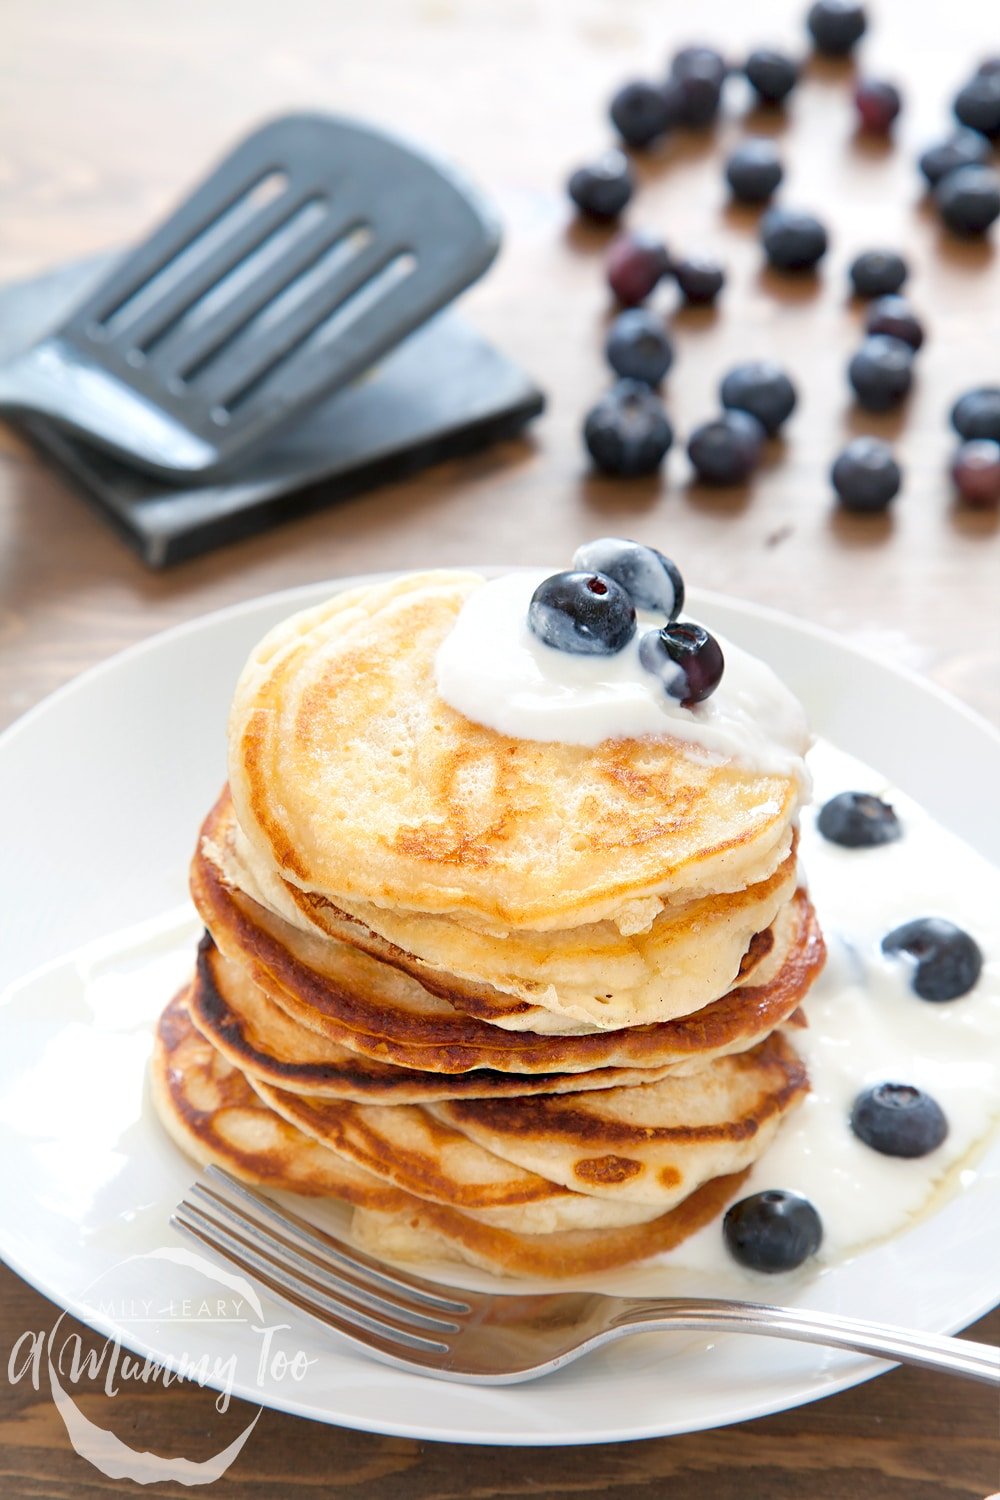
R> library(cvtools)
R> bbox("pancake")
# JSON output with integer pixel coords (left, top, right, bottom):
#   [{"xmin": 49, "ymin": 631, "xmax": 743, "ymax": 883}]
[
  {"xmin": 428, "ymin": 1032, "xmax": 808, "ymax": 1207},
  {"xmin": 227, "ymin": 571, "xmax": 807, "ymax": 933}
]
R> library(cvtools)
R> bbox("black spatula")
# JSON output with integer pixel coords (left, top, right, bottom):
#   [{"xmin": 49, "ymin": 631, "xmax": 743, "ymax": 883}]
[{"xmin": 0, "ymin": 114, "xmax": 500, "ymax": 479}]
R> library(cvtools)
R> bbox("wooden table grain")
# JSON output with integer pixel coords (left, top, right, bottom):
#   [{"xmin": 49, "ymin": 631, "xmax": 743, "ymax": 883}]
[{"xmin": 2, "ymin": 1, "xmax": 998, "ymax": 1495}]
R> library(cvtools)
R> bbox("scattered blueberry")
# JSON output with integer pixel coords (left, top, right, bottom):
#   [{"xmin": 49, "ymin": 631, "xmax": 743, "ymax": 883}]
[
  {"xmin": 864, "ymin": 295, "xmax": 924, "ymax": 352},
  {"xmin": 918, "ymin": 130, "xmax": 991, "ymax": 189},
  {"xmin": 848, "ymin": 335, "xmax": 914, "ymax": 411},
  {"xmin": 568, "ymin": 151, "xmax": 634, "ymax": 221},
  {"xmin": 605, "ymin": 309, "xmax": 675, "ymax": 385},
  {"xmin": 951, "ymin": 439, "xmax": 1000, "ymax": 506},
  {"xmin": 723, "ymin": 1190, "xmax": 823, "ymax": 1273},
  {"xmin": 672, "ymin": 253, "xmax": 726, "ymax": 305},
  {"xmin": 688, "ymin": 410, "xmax": 766, "ymax": 483},
  {"xmin": 610, "ymin": 80, "xmax": 675, "ymax": 148},
  {"xmin": 935, "ymin": 164, "xmax": 1000, "ymax": 236},
  {"xmin": 725, "ymin": 139, "xmax": 784, "ymax": 203},
  {"xmin": 572, "ymin": 538, "xmax": 685, "ymax": 618},
  {"xmin": 639, "ymin": 622, "xmax": 725, "ymax": 705},
  {"xmin": 882, "ymin": 917, "xmax": 984, "ymax": 1001},
  {"xmin": 744, "ymin": 48, "xmax": 800, "ymax": 106},
  {"xmin": 849, "ymin": 249, "xmax": 908, "ymax": 298},
  {"xmin": 806, "ymin": 0, "xmax": 867, "ymax": 57},
  {"xmin": 583, "ymin": 380, "xmax": 674, "ymax": 476},
  {"xmin": 760, "ymin": 207, "xmax": 829, "ymax": 271},
  {"xmin": 670, "ymin": 44, "xmax": 728, "ymax": 89},
  {"xmin": 855, "ymin": 78, "xmax": 902, "ymax": 134},
  {"xmin": 528, "ymin": 571, "xmax": 636, "ymax": 656},
  {"xmin": 607, "ymin": 230, "xmax": 672, "ymax": 305},
  {"xmin": 953, "ymin": 72, "xmax": 1000, "ymax": 140},
  {"xmin": 850, "ymin": 1084, "xmax": 948, "ymax": 1159},
  {"xmin": 669, "ymin": 64, "xmax": 724, "ymax": 129},
  {"xmin": 720, "ymin": 360, "xmax": 797, "ymax": 435},
  {"xmin": 831, "ymin": 438, "xmax": 903, "ymax": 512},
  {"xmin": 951, "ymin": 387, "xmax": 1000, "ymax": 442},
  {"xmin": 817, "ymin": 790, "xmax": 902, "ymax": 846}
]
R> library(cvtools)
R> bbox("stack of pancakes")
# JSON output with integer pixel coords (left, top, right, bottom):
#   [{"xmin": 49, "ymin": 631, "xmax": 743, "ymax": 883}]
[{"xmin": 153, "ymin": 571, "xmax": 824, "ymax": 1278}]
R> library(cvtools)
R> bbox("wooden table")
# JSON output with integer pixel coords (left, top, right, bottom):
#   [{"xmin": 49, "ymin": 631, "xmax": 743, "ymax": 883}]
[{"xmin": 2, "ymin": 1, "xmax": 998, "ymax": 1494}]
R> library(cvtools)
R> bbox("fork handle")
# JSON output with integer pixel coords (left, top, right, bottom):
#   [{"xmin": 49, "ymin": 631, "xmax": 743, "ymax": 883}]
[{"xmin": 611, "ymin": 1298, "xmax": 999, "ymax": 1385}]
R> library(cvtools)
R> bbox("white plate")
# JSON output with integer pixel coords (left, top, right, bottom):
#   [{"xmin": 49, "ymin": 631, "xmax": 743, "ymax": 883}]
[{"xmin": 1, "ymin": 577, "xmax": 998, "ymax": 1448}]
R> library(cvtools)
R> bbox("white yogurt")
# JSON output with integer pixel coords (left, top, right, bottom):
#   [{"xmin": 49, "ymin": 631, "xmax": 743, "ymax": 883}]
[{"xmin": 435, "ymin": 570, "xmax": 811, "ymax": 778}]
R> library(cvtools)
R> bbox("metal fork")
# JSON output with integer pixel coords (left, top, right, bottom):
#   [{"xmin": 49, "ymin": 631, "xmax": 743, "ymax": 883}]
[{"xmin": 171, "ymin": 1168, "xmax": 999, "ymax": 1387}]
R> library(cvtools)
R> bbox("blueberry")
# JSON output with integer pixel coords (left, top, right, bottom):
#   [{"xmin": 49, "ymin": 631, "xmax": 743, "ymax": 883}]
[
  {"xmin": 953, "ymin": 73, "xmax": 1000, "ymax": 140},
  {"xmin": 639, "ymin": 622, "xmax": 725, "ymax": 705},
  {"xmin": 744, "ymin": 48, "xmax": 800, "ymax": 106},
  {"xmin": 951, "ymin": 387, "xmax": 1000, "ymax": 442},
  {"xmin": 688, "ymin": 410, "xmax": 766, "ymax": 483},
  {"xmin": 720, "ymin": 360, "xmax": 797, "ymax": 435},
  {"xmin": 935, "ymin": 165, "xmax": 1000, "ymax": 236},
  {"xmin": 848, "ymin": 335, "xmax": 914, "ymax": 412},
  {"xmin": 610, "ymin": 80, "xmax": 675, "ymax": 148},
  {"xmin": 607, "ymin": 230, "xmax": 672, "ymax": 305},
  {"xmin": 830, "ymin": 438, "xmax": 902, "ymax": 512},
  {"xmin": 817, "ymin": 790, "xmax": 902, "ymax": 845},
  {"xmin": 850, "ymin": 1084, "xmax": 948, "ymax": 1158},
  {"xmin": 918, "ymin": 131, "xmax": 991, "ymax": 189},
  {"xmin": 864, "ymin": 295, "xmax": 924, "ymax": 352},
  {"xmin": 723, "ymin": 1190, "xmax": 823, "ymax": 1273},
  {"xmin": 672, "ymin": 254, "xmax": 726, "ymax": 305},
  {"xmin": 760, "ymin": 207, "xmax": 829, "ymax": 271},
  {"xmin": 528, "ymin": 571, "xmax": 636, "ymax": 656},
  {"xmin": 854, "ymin": 78, "xmax": 902, "ymax": 133},
  {"xmin": 951, "ymin": 440, "xmax": 1000, "ymax": 507},
  {"xmin": 605, "ymin": 310, "xmax": 674, "ymax": 385},
  {"xmin": 882, "ymin": 917, "xmax": 983, "ymax": 1001},
  {"xmin": 670, "ymin": 45, "xmax": 729, "ymax": 89},
  {"xmin": 568, "ymin": 151, "xmax": 634, "ymax": 221},
  {"xmin": 978, "ymin": 58, "xmax": 1000, "ymax": 79},
  {"xmin": 849, "ymin": 249, "xmax": 908, "ymax": 298},
  {"xmin": 583, "ymin": 380, "xmax": 674, "ymax": 476},
  {"xmin": 667, "ymin": 64, "xmax": 724, "ymax": 129},
  {"xmin": 572, "ymin": 538, "xmax": 685, "ymax": 618},
  {"xmin": 807, "ymin": 0, "xmax": 867, "ymax": 57},
  {"xmin": 725, "ymin": 140, "xmax": 784, "ymax": 203}
]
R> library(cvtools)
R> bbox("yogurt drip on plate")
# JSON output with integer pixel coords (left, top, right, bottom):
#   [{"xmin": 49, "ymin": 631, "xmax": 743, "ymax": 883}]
[{"xmin": 435, "ymin": 569, "xmax": 811, "ymax": 777}]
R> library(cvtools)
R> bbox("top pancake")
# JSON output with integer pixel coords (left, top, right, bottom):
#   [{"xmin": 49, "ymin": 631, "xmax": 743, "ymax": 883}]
[{"xmin": 228, "ymin": 572, "xmax": 806, "ymax": 933}]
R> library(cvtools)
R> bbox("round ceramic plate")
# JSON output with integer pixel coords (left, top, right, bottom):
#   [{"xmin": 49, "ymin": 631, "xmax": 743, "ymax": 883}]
[{"xmin": 1, "ymin": 576, "xmax": 997, "ymax": 1447}]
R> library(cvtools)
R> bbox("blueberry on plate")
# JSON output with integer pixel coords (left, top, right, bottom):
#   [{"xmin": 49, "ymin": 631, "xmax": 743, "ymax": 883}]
[
  {"xmin": 567, "ymin": 150, "xmax": 634, "ymax": 221},
  {"xmin": 583, "ymin": 380, "xmax": 674, "ymax": 476},
  {"xmin": 760, "ymin": 208, "xmax": 829, "ymax": 271},
  {"xmin": 864, "ymin": 295, "xmax": 924, "ymax": 352},
  {"xmin": 951, "ymin": 386, "xmax": 1000, "ymax": 442},
  {"xmin": 831, "ymin": 438, "xmax": 902, "ymax": 512},
  {"xmin": 610, "ymin": 79, "xmax": 675, "ymax": 148},
  {"xmin": 849, "ymin": 249, "xmax": 908, "ymax": 298},
  {"xmin": 605, "ymin": 309, "xmax": 675, "ymax": 385},
  {"xmin": 672, "ymin": 254, "xmax": 726, "ymax": 305},
  {"xmin": 670, "ymin": 44, "xmax": 729, "ymax": 89},
  {"xmin": 667, "ymin": 50, "xmax": 726, "ymax": 128},
  {"xmin": 720, "ymin": 360, "xmax": 797, "ymax": 435},
  {"xmin": 528, "ymin": 571, "xmax": 636, "ymax": 656},
  {"xmin": 855, "ymin": 78, "xmax": 902, "ymax": 133},
  {"xmin": 639, "ymin": 622, "xmax": 725, "ymax": 705},
  {"xmin": 934, "ymin": 165, "xmax": 1000, "ymax": 236},
  {"xmin": 850, "ymin": 1083, "xmax": 948, "ymax": 1158},
  {"xmin": 607, "ymin": 230, "xmax": 672, "ymax": 305},
  {"xmin": 572, "ymin": 538, "xmax": 685, "ymax": 618},
  {"xmin": 723, "ymin": 1190, "xmax": 823, "ymax": 1273},
  {"xmin": 848, "ymin": 335, "xmax": 914, "ymax": 411},
  {"xmin": 744, "ymin": 48, "xmax": 800, "ymax": 106},
  {"xmin": 818, "ymin": 790, "xmax": 902, "ymax": 845},
  {"xmin": 953, "ymin": 72, "xmax": 1000, "ymax": 140},
  {"xmin": 806, "ymin": 0, "xmax": 867, "ymax": 57},
  {"xmin": 951, "ymin": 439, "xmax": 1000, "ymax": 506},
  {"xmin": 688, "ymin": 410, "xmax": 766, "ymax": 483},
  {"xmin": 725, "ymin": 139, "xmax": 784, "ymax": 203},
  {"xmin": 881, "ymin": 917, "xmax": 983, "ymax": 1001},
  {"xmin": 918, "ymin": 130, "xmax": 991, "ymax": 189}
]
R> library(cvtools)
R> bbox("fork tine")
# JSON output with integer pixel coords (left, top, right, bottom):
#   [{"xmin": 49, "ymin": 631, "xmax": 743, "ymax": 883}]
[
  {"xmin": 200, "ymin": 1166, "xmax": 472, "ymax": 1313},
  {"xmin": 173, "ymin": 1201, "xmax": 453, "ymax": 1361},
  {"xmin": 181, "ymin": 1185, "xmax": 460, "ymax": 1335}
]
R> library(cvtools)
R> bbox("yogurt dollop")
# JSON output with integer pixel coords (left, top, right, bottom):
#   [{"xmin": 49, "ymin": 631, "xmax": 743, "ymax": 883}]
[{"xmin": 435, "ymin": 569, "xmax": 811, "ymax": 778}]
